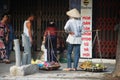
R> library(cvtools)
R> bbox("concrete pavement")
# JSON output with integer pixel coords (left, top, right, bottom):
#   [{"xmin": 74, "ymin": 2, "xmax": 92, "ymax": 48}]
[{"xmin": 0, "ymin": 59, "xmax": 115, "ymax": 80}]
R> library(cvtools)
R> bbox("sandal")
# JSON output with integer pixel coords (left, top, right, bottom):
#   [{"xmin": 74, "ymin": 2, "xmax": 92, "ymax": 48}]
[
  {"xmin": 3, "ymin": 59, "xmax": 11, "ymax": 64},
  {"xmin": 63, "ymin": 68, "xmax": 73, "ymax": 71},
  {"xmin": 72, "ymin": 68, "xmax": 77, "ymax": 71},
  {"xmin": 5, "ymin": 60, "xmax": 11, "ymax": 64}
]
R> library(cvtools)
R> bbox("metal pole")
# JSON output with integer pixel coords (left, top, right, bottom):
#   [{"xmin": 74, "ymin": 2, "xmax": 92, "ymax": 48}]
[
  {"xmin": 14, "ymin": 39, "xmax": 21, "ymax": 66},
  {"xmin": 96, "ymin": 30, "xmax": 104, "ymax": 65}
]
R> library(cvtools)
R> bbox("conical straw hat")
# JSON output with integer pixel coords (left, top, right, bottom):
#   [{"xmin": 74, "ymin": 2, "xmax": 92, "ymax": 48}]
[{"xmin": 66, "ymin": 8, "xmax": 81, "ymax": 18}]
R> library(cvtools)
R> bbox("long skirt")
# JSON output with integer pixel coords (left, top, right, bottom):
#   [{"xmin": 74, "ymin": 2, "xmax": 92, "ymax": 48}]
[{"xmin": 0, "ymin": 39, "xmax": 7, "ymax": 60}]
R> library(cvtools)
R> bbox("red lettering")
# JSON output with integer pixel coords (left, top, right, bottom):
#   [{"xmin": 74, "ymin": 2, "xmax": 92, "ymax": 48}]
[
  {"xmin": 82, "ymin": 16, "xmax": 91, "ymax": 20},
  {"xmin": 84, "ymin": 26, "xmax": 90, "ymax": 31},
  {"xmin": 83, "ymin": 21, "xmax": 90, "ymax": 25},
  {"xmin": 83, "ymin": 32, "xmax": 91, "ymax": 36},
  {"xmin": 84, "ymin": 48, "xmax": 89, "ymax": 51},
  {"xmin": 84, "ymin": 42, "xmax": 89, "ymax": 46},
  {"xmin": 83, "ymin": 53, "xmax": 90, "ymax": 56},
  {"xmin": 82, "ymin": 37, "xmax": 92, "ymax": 41}
]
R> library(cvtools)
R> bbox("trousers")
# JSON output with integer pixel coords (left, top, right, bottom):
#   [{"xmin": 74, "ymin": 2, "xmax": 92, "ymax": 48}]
[
  {"xmin": 67, "ymin": 44, "xmax": 80, "ymax": 68},
  {"xmin": 22, "ymin": 34, "xmax": 31, "ymax": 65}
]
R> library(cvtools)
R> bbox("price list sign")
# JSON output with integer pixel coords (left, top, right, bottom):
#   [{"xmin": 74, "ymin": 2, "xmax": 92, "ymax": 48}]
[{"xmin": 80, "ymin": 0, "xmax": 92, "ymax": 58}]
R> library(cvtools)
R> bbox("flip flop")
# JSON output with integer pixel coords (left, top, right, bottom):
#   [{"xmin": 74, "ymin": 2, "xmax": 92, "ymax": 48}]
[
  {"xmin": 5, "ymin": 60, "xmax": 11, "ymax": 64},
  {"xmin": 3, "ymin": 59, "xmax": 11, "ymax": 64},
  {"xmin": 63, "ymin": 68, "xmax": 73, "ymax": 71},
  {"xmin": 72, "ymin": 68, "xmax": 77, "ymax": 71}
]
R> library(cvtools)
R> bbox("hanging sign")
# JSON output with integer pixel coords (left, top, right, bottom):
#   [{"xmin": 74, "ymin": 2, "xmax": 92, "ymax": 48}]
[{"xmin": 80, "ymin": 0, "xmax": 92, "ymax": 58}]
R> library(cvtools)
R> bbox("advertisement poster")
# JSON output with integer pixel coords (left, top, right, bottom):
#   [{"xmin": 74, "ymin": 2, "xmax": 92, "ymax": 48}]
[{"xmin": 80, "ymin": 0, "xmax": 92, "ymax": 58}]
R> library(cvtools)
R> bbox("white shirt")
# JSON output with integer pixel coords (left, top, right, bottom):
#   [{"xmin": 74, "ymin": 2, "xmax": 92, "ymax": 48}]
[
  {"xmin": 23, "ymin": 20, "xmax": 30, "ymax": 37},
  {"xmin": 64, "ymin": 18, "xmax": 84, "ymax": 44}
]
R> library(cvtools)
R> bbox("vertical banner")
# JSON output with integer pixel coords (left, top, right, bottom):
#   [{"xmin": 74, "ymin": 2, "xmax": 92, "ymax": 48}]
[{"xmin": 80, "ymin": 0, "xmax": 92, "ymax": 58}]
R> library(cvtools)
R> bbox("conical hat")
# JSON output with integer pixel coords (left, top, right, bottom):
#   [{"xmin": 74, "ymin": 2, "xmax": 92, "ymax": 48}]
[{"xmin": 66, "ymin": 8, "xmax": 81, "ymax": 18}]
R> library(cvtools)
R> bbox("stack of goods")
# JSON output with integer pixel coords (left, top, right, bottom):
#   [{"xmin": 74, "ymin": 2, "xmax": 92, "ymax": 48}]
[{"xmin": 80, "ymin": 61, "xmax": 107, "ymax": 72}]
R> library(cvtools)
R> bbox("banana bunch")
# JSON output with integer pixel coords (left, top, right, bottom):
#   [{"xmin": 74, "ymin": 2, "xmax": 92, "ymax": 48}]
[
  {"xmin": 80, "ymin": 61, "xmax": 93, "ymax": 70},
  {"xmin": 80, "ymin": 61, "xmax": 107, "ymax": 71}
]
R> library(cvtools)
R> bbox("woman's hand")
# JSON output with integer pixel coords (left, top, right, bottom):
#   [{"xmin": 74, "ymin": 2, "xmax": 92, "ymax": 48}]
[{"xmin": 69, "ymin": 32, "xmax": 74, "ymax": 35}]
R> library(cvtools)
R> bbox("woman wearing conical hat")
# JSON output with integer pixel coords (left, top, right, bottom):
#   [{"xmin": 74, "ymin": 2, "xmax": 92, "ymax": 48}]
[{"xmin": 64, "ymin": 8, "xmax": 84, "ymax": 71}]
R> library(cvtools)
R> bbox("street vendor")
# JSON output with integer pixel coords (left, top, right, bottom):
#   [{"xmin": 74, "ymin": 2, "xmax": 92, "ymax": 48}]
[
  {"xmin": 43, "ymin": 21, "xmax": 58, "ymax": 62},
  {"xmin": 64, "ymin": 8, "xmax": 84, "ymax": 71}
]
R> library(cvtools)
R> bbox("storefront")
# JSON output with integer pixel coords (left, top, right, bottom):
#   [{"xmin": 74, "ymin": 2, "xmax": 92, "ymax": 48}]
[{"xmin": 0, "ymin": 0, "xmax": 120, "ymax": 58}]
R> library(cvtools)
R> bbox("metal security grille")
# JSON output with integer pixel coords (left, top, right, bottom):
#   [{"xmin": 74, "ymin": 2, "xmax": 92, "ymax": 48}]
[
  {"xmin": 93, "ymin": 0, "xmax": 120, "ymax": 58},
  {"xmin": 10, "ymin": 0, "xmax": 69, "ymax": 50},
  {"xmin": 8, "ymin": 0, "xmax": 120, "ymax": 58}
]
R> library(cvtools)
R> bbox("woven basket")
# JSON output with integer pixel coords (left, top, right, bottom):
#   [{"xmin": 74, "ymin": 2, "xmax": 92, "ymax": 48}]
[
  {"xmin": 85, "ymin": 67, "xmax": 107, "ymax": 72},
  {"xmin": 80, "ymin": 66, "xmax": 107, "ymax": 72},
  {"xmin": 39, "ymin": 65, "xmax": 61, "ymax": 71}
]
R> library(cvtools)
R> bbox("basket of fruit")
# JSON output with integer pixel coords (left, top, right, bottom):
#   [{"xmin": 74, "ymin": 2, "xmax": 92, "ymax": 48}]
[
  {"xmin": 38, "ymin": 61, "xmax": 61, "ymax": 71},
  {"xmin": 80, "ymin": 61, "xmax": 107, "ymax": 72}
]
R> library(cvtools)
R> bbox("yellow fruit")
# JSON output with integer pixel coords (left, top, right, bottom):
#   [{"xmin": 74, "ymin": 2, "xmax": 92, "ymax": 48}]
[
  {"xmin": 95, "ymin": 64, "xmax": 100, "ymax": 67},
  {"xmin": 31, "ymin": 59, "xmax": 36, "ymax": 64}
]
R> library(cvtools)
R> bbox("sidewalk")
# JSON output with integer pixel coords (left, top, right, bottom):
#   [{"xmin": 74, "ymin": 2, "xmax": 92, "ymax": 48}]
[
  {"xmin": 79, "ymin": 58, "xmax": 116, "ymax": 64},
  {"xmin": 9, "ymin": 51, "xmax": 116, "ymax": 64},
  {"xmin": 0, "ymin": 71, "xmax": 105, "ymax": 80},
  {"xmin": 0, "ymin": 59, "xmax": 115, "ymax": 80}
]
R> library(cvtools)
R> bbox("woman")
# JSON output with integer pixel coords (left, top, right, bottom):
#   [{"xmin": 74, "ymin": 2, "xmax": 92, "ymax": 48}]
[
  {"xmin": 0, "ymin": 14, "xmax": 10, "ymax": 63},
  {"xmin": 43, "ymin": 21, "xmax": 57, "ymax": 62},
  {"xmin": 64, "ymin": 8, "xmax": 84, "ymax": 71}
]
